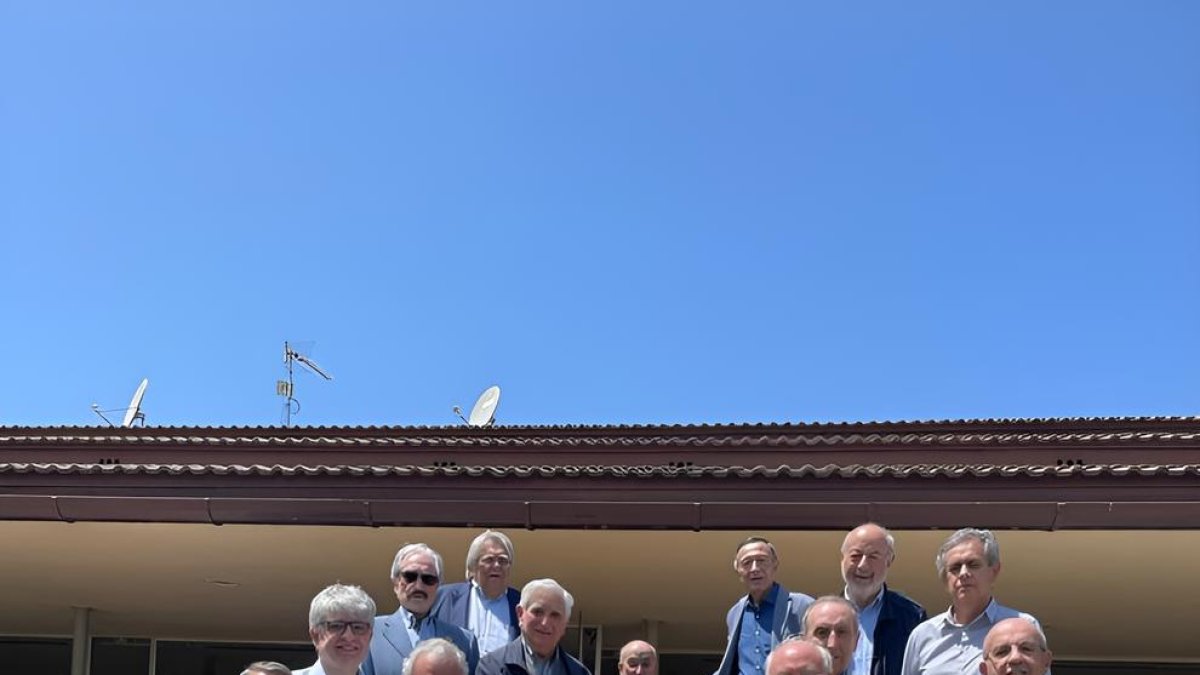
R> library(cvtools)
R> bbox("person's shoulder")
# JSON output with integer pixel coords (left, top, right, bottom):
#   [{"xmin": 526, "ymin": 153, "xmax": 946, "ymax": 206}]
[
  {"xmin": 562, "ymin": 649, "xmax": 592, "ymax": 675},
  {"xmin": 440, "ymin": 581, "xmax": 471, "ymax": 597},
  {"xmin": 883, "ymin": 587, "xmax": 925, "ymax": 614},
  {"xmin": 908, "ymin": 609, "xmax": 948, "ymax": 640},
  {"xmin": 437, "ymin": 619, "xmax": 477, "ymax": 645}
]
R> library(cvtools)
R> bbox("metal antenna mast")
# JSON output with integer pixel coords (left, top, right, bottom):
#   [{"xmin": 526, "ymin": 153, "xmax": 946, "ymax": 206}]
[{"xmin": 278, "ymin": 341, "xmax": 332, "ymax": 426}]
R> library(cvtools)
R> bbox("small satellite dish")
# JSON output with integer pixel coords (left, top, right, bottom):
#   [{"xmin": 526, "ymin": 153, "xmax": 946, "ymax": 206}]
[
  {"xmin": 467, "ymin": 385, "xmax": 501, "ymax": 427},
  {"xmin": 122, "ymin": 378, "xmax": 149, "ymax": 428}
]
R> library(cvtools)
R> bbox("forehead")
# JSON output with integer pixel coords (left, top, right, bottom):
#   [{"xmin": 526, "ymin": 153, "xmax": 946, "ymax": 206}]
[
  {"xmin": 986, "ymin": 622, "xmax": 1039, "ymax": 648},
  {"xmin": 525, "ymin": 589, "xmax": 566, "ymax": 612},
  {"xmin": 945, "ymin": 538, "xmax": 986, "ymax": 561},
  {"xmin": 620, "ymin": 645, "xmax": 655, "ymax": 661},
  {"xmin": 808, "ymin": 603, "xmax": 855, "ymax": 626},
  {"xmin": 844, "ymin": 529, "xmax": 888, "ymax": 553},
  {"xmin": 737, "ymin": 542, "xmax": 774, "ymax": 561},
  {"xmin": 479, "ymin": 541, "xmax": 507, "ymax": 556},
  {"xmin": 401, "ymin": 552, "xmax": 436, "ymax": 570}
]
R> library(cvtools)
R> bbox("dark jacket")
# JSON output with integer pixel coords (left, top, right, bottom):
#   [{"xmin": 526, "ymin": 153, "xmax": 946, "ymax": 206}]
[
  {"xmin": 871, "ymin": 586, "xmax": 927, "ymax": 675},
  {"xmin": 477, "ymin": 637, "xmax": 591, "ymax": 675},
  {"xmin": 432, "ymin": 581, "xmax": 522, "ymax": 644}
]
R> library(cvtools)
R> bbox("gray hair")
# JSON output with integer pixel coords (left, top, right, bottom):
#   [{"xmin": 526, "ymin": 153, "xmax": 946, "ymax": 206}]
[
  {"xmin": 402, "ymin": 638, "xmax": 468, "ymax": 675},
  {"xmin": 935, "ymin": 528, "xmax": 1000, "ymax": 579},
  {"xmin": 241, "ymin": 662, "xmax": 291, "ymax": 675},
  {"xmin": 308, "ymin": 583, "xmax": 376, "ymax": 629},
  {"xmin": 800, "ymin": 596, "xmax": 860, "ymax": 637},
  {"xmin": 390, "ymin": 543, "xmax": 445, "ymax": 581},
  {"xmin": 765, "ymin": 636, "xmax": 832, "ymax": 675},
  {"xmin": 520, "ymin": 578, "xmax": 575, "ymax": 617},
  {"xmin": 465, "ymin": 530, "xmax": 515, "ymax": 580}
]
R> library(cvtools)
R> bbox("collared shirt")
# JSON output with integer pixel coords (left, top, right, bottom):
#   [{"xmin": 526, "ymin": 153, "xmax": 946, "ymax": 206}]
[
  {"xmin": 845, "ymin": 586, "xmax": 884, "ymax": 675},
  {"xmin": 293, "ymin": 660, "xmax": 365, "ymax": 675},
  {"xmin": 469, "ymin": 580, "xmax": 513, "ymax": 654},
  {"xmin": 400, "ymin": 607, "xmax": 437, "ymax": 650},
  {"xmin": 521, "ymin": 637, "xmax": 567, "ymax": 675},
  {"xmin": 899, "ymin": 598, "xmax": 1043, "ymax": 675},
  {"xmin": 737, "ymin": 583, "xmax": 779, "ymax": 675}
]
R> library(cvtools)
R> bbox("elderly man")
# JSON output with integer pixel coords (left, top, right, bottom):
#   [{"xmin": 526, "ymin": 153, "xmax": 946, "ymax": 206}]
[
  {"xmin": 365, "ymin": 543, "xmax": 480, "ymax": 675},
  {"xmin": 434, "ymin": 530, "xmax": 522, "ymax": 654},
  {"xmin": 403, "ymin": 638, "xmax": 470, "ymax": 675},
  {"xmin": 802, "ymin": 597, "xmax": 859, "ymax": 675},
  {"xmin": 979, "ymin": 618, "xmax": 1052, "ymax": 675},
  {"xmin": 716, "ymin": 537, "xmax": 814, "ymax": 675},
  {"xmin": 765, "ymin": 639, "xmax": 833, "ymax": 675},
  {"xmin": 243, "ymin": 662, "xmax": 292, "ymax": 675},
  {"xmin": 839, "ymin": 524, "xmax": 926, "ymax": 675},
  {"xmin": 617, "ymin": 640, "xmax": 657, "ymax": 675},
  {"xmin": 900, "ymin": 529, "xmax": 1044, "ymax": 675},
  {"xmin": 295, "ymin": 584, "xmax": 376, "ymax": 675},
  {"xmin": 476, "ymin": 578, "xmax": 591, "ymax": 675}
]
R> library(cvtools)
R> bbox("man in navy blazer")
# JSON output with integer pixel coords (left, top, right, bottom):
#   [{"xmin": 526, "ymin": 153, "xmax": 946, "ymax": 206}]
[
  {"xmin": 715, "ymin": 537, "xmax": 814, "ymax": 675},
  {"xmin": 477, "ymin": 579, "xmax": 590, "ymax": 675},
  {"xmin": 839, "ymin": 524, "xmax": 926, "ymax": 675},
  {"xmin": 364, "ymin": 543, "xmax": 480, "ymax": 675},
  {"xmin": 432, "ymin": 530, "xmax": 522, "ymax": 655}
]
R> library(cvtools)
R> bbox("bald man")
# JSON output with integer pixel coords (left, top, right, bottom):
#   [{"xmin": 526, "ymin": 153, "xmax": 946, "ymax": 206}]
[
  {"xmin": 766, "ymin": 640, "xmax": 833, "ymax": 675},
  {"xmin": 979, "ymin": 618, "xmax": 1052, "ymax": 675},
  {"xmin": 840, "ymin": 524, "xmax": 926, "ymax": 675},
  {"xmin": 618, "ymin": 640, "xmax": 658, "ymax": 675}
]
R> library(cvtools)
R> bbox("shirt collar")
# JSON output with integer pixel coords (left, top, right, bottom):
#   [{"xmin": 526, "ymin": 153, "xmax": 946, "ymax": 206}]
[
  {"xmin": 521, "ymin": 637, "xmax": 558, "ymax": 665},
  {"xmin": 941, "ymin": 597, "xmax": 998, "ymax": 628},
  {"xmin": 843, "ymin": 585, "xmax": 885, "ymax": 612},
  {"xmin": 399, "ymin": 607, "xmax": 427, "ymax": 631},
  {"xmin": 748, "ymin": 582, "xmax": 780, "ymax": 610}
]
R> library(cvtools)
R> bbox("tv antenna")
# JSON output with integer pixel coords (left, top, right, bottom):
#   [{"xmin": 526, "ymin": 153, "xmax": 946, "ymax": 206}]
[
  {"xmin": 91, "ymin": 378, "xmax": 149, "ymax": 428},
  {"xmin": 453, "ymin": 385, "xmax": 501, "ymax": 427},
  {"xmin": 278, "ymin": 341, "xmax": 332, "ymax": 426}
]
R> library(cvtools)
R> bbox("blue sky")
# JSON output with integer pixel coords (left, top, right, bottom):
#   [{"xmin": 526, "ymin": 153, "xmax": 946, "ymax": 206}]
[{"xmin": 2, "ymin": 3, "xmax": 1198, "ymax": 427}]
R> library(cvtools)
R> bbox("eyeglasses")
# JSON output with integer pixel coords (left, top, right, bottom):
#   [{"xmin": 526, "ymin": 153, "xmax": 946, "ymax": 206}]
[
  {"xmin": 321, "ymin": 620, "xmax": 371, "ymax": 636},
  {"xmin": 400, "ymin": 570, "xmax": 440, "ymax": 586},
  {"xmin": 479, "ymin": 555, "xmax": 511, "ymax": 567}
]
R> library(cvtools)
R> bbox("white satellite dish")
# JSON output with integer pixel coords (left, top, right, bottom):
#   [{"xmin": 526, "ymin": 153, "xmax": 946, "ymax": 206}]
[
  {"xmin": 467, "ymin": 385, "xmax": 501, "ymax": 427},
  {"xmin": 121, "ymin": 378, "xmax": 149, "ymax": 428}
]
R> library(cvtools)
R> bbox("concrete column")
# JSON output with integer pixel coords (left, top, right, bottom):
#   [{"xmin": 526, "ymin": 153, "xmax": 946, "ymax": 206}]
[
  {"xmin": 642, "ymin": 619, "xmax": 661, "ymax": 644},
  {"xmin": 70, "ymin": 606, "xmax": 92, "ymax": 675}
]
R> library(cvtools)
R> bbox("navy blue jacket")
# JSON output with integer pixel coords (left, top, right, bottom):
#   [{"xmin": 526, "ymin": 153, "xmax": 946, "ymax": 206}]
[
  {"xmin": 476, "ymin": 637, "xmax": 591, "ymax": 675},
  {"xmin": 870, "ymin": 586, "xmax": 927, "ymax": 675},
  {"xmin": 432, "ymin": 581, "xmax": 522, "ymax": 644}
]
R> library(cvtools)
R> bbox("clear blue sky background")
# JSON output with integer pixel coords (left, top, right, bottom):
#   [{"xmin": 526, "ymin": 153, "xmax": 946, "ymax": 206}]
[{"xmin": 2, "ymin": 3, "xmax": 1198, "ymax": 427}]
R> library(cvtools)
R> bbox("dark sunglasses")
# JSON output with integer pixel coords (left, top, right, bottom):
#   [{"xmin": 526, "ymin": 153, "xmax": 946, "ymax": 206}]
[{"xmin": 401, "ymin": 570, "xmax": 440, "ymax": 585}]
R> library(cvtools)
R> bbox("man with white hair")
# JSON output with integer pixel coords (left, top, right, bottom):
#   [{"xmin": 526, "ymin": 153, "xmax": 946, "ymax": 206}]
[
  {"xmin": 979, "ymin": 618, "xmax": 1052, "ymax": 675},
  {"xmin": 900, "ymin": 529, "xmax": 1044, "ymax": 675},
  {"xmin": 839, "ymin": 523, "xmax": 926, "ymax": 675},
  {"xmin": 433, "ymin": 530, "xmax": 522, "ymax": 654},
  {"xmin": 243, "ymin": 661, "xmax": 292, "ymax": 675},
  {"xmin": 295, "ymin": 584, "xmax": 376, "ymax": 675},
  {"xmin": 765, "ymin": 638, "xmax": 833, "ymax": 675},
  {"xmin": 403, "ymin": 638, "xmax": 470, "ymax": 675},
  {"xmin": 617, "ymin": 640, "xmax": 657, "ymax": 675},
  {"xmin": 476, "ymin": 578, "xmax": 591, "ymax": 675},
  {"xmin": 365, "ymin": 543, "xmax": 480, "ymax": 675}
]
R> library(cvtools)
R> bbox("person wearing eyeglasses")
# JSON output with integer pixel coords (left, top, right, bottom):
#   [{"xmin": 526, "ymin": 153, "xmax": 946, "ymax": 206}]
[
  {"xmin": 476, "ymin": 578, "xmax": 590, "ymax": 675},
  {"xmin": 294, "ymin": 584, "xmax": 376, "ymax": 675},
  {"xmin": 365, "ymin": 543, "xmax": 481, "ymax": 675},
  {"xmin": 433, "ymin": 530, "xmax": 522, "ymax": 655},
  {"xmin": 978, "ymin": 618, "xmax": 1052, "ymax": 675},
  {"xmin": 715, "ymin": 537, "xmax": 814, "ymax": 675}
]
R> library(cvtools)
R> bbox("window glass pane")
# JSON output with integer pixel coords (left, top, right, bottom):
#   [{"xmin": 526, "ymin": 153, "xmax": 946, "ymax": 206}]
[
  {"xmin": 0, "ymin": 637, "xmax": 71, "ymax": 675},
  {"xmin": 92, "ymin": 637, "xmax": 151, "ymax": 675},
  {"xmin": 155, "ymin": 641, "xmax": 313, "ymax": 675}
]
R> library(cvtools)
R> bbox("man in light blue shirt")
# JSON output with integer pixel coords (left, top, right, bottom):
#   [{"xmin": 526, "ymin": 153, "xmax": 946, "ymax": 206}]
[
  {"xmin": 433, "ymin": 531, "xmax": 522, "ymax": 655},
  {"xmin": 900, "ymin": 529, "xmax": 1044, "ymax": 675}
]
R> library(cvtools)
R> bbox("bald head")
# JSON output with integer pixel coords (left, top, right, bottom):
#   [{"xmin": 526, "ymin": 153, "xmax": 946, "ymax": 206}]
[
  {"xmin": 618, "ymin": 640, "xmax": 657, "ymax": 675},
  {"xmin": 841, "ymin": 523, "xmax": 895, "ymax": 607},
  {"xmin": 980, "ymin": 618, "xmax": 1052, "ymax": 675},
  {"xmin": 766, "ymin": 640, "xmax": 832, "ymax": 675}
]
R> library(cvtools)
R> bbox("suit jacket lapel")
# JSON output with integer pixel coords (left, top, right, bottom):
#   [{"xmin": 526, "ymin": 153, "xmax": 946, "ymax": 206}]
[{"xmin": 382, "ymin": 609, "xmax": 414, "ymax": 657}]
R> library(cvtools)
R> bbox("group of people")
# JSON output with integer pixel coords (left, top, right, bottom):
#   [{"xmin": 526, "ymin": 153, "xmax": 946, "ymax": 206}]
[{"xmin": 239, "ymin": 525, "xmax": 1052, "ymax": 675}]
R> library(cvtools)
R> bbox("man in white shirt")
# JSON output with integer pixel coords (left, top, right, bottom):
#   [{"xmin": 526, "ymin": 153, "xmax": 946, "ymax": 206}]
[
  {"xmin": 294, "ymin": 584, "xmax": 377, "ymax": 675},
  {"xmin": 900, "ymin": 529, "xmax": 1044, "ymax": 675},
  {"xmin": 433, "ymin": 530, "xmax": 522, "ymax": 655}
]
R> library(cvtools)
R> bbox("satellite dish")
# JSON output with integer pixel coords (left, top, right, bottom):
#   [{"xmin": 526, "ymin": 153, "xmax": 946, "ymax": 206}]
[
  {"xmin": 467, "ymin": 385, "xmax": 501, "ymax": 427},
  {"xmin": 121, "ymin": 378, "xmax": 149, "ymax": 428}
]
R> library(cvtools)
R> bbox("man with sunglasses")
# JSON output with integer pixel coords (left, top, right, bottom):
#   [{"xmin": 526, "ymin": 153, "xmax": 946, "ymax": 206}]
[
  {"xmin": 365, "ymin": 543, "xmax": 481, "ymax": 675},
  {"xmin": 434, "ymin": 530, "xmax": 522, "ymax": 655},
  {"xmin": 295, "ymin": 583, "xmax": 377, "ymax": 675}
]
